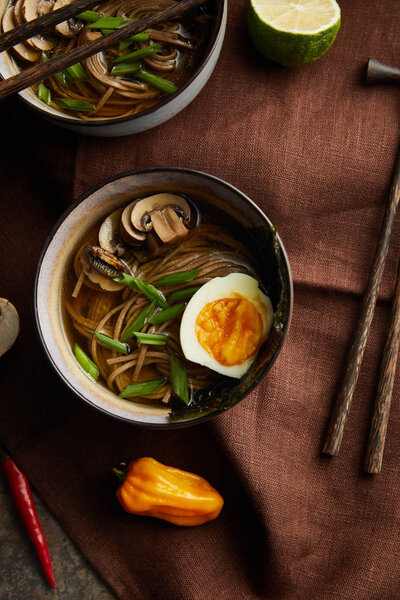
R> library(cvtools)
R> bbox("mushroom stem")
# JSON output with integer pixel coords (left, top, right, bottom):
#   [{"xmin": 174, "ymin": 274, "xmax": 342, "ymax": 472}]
[{"xmin": 151, "ymin": 207, "xmax": 189, "ymax": 243}]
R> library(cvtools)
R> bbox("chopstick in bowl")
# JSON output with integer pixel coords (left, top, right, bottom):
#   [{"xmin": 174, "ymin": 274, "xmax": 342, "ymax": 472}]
[
  {"xmin": 0, "ymin": 0, "xmax": 99, "ymax": 53},
  {"xmin": 0, "ymin": 0, "xmax": 208, "ymax": 101}
]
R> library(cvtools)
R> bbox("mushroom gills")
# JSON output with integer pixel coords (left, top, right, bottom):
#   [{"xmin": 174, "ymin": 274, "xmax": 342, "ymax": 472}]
[{"xmin": 80, "ymin": 246, "xmax": 127, "ymax": 292}]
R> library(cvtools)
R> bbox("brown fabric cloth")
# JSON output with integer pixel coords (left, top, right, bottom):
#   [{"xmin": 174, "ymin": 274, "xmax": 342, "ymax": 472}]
[{"xmin": 1, "ymin": 1, "xmax": 400, "ymax": 598}]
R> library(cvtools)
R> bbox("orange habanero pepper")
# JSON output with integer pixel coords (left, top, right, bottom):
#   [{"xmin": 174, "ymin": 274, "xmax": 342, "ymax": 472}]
[{"xmin": 114, "ymin": 457, "xmax": 224, "ymax": 526}]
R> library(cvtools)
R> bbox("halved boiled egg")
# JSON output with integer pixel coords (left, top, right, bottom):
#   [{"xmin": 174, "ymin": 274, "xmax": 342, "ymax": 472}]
[{"xmin": 180, "ymin": 273, "xmax": 273, "ymax": 379}]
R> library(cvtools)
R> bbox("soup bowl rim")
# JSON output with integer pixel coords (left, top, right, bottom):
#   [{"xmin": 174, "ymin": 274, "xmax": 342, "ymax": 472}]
[{"xmin": 34, "ymin": 166, "xmax": 293, "ymax": 428}]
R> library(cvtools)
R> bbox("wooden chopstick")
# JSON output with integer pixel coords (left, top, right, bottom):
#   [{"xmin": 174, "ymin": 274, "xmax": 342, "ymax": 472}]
[
  {"xmin": 0, "ymin": 0, "xmax": 99, "ymax": 53},
  {"xmin": 322, "ymin": 148, "xmax": 400, "ymax": 457},
  {"xmin": 364, "ymin": 258, "xmax": 400, "ymax": 474},
  {"xmin": 0, "ymin": 0, "xmax": 207, "ymax": 101}
]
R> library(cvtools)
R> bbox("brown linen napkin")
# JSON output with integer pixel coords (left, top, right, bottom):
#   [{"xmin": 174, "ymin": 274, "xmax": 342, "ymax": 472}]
[{"xmin": 1, "ymin": 0, "xmax": 400, "ymax": 598}]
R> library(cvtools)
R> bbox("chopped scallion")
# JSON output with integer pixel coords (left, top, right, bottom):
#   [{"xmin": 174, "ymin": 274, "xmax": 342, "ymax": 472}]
[
  {"xmin": 122, "ymin": 301, "xmax": 157, "ymax": 342},
  {"xmin": 54, "ymin": 70, "xmax": 70, "ymax": 88},
  {"xmin": 136, "ymin": 69, "xmax": 178, "ymax": 93},
  {"xmin": 87, "ymin": 16, "xmax": 133, "ymax": 29},
  {"xmin": 65, "ymin": 62, "xmax": 87, "ymax": 81},
  {"xmin": 111, "ymin": 61, "xmax": 142, "ymax": 77},
  {"xmin": 118, "ymin": 33, "xmax": 150, "ymax": 52},
  {"xmin": 116, "ymin": 273, "xmax": 168, "ymax": 308},
  {"xmin": 74, "ymin": 343, "xmax": 99, "ymax": 381},
  {"xmin": 170, "ymin": 354, "xmax": 189, "ymax": 405},
  {"xmin": 76, "ymin": 10, "xmax": 102, "ymax": 22},
  {"xmin": 133, "ymin": 332, "xmax": 168, "ymax": 345},
  {"xmin": 94, "ymin": 332, "xmax": 130, "ymax": 355},
  {"xmin": 112, "ymin": 43, "xmax": 163, "ymax": 64},
  {"xmin": 155, "ymin": 269, "xmax": 201, "ymax": 287},
  {"xmin": 166, "ymin": 286, "xmax": 201, "ymax": 304},
  {"xmin": 119, "ymin": 377, "xmax": 167, "ymax": 398},
  {"xmin": 54, "ymin": 98, "xmax": 95, "ymax": 112},
  {"xmin": 38, "ymin": 83, "xmax": 51, "ymax": 105},
  {"xmin": 148, "ymin": 303, "xmax": 185, "ymax": 326}
]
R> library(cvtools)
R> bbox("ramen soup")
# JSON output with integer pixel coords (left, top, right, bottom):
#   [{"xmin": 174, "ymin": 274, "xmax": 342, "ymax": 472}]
[
  {"xmin": 64, "ymin": 192, "xmax": 275, "ymax": 408},
  {"xmin": 1, "ymin": 0, "xmax": 214, "ymax": 119}
]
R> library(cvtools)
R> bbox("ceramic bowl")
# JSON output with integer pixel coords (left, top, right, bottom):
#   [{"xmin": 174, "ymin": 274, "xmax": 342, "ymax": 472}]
[
  {"xmin": 0, "ymin": 1, "xmax": 226, "ymax": 137},
  {"xmin": 34, "ymin": 168, "xmax": 293, "ymax": 427}
]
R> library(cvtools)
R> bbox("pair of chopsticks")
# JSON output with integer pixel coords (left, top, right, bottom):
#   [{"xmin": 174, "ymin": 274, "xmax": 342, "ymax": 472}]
[
  {"xmin": 322, "ymin": 134, "xmax": 400, "ymax": 473},
  {"xmin": 0, "ymin": 0, "xmax": 207, "ymax": 101}
]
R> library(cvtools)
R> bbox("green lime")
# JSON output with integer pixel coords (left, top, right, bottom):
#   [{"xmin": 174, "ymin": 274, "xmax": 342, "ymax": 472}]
[{"xmin": 247, "ymin": 0, "xmax": 341, "ymax": 67}]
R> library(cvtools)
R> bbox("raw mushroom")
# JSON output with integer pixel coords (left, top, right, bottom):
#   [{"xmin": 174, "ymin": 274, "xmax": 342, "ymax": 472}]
[
  {"xmin": 2, "ymin": 7, "xmax": 40, "ymax": 62},
  {"xmin": 53, "ymin": 0, "xmax": 83, "ymax": 37},
  {"xmin": 21, "ymin": 0, "xmax": 56, "ymax": 51},
  {"xmin": 130, "ymin": 194, "xmax": 192, "ymax": 244},
  {"xmin": 0, "ymin": 299, "xmax": 20, "ymax": 357}
]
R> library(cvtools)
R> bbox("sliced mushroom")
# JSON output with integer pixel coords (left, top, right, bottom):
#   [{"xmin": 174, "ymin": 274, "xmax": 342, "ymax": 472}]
[
  {"xmin": 98, "ymin": 208, "xmax": 127, "ymax": 256},
  {"xmin": 21, "ymin": 0, "xmax": 56, "ymax": 51},
  {"xmin": 53, "ymin": 0, "xmax": 83, "ymax": 37},
  {"xmin": 120, "ymin": 201, "xmax": 147, "ymax": 247},
  {"xmin": 0, "ymin": 299, "xmax": 20, "ymax": 357},
  {"xmin": 80, "ymin": 246, "xmax": 126, "ymax": 292},
  {"xmin": 130, "ymin": 194, "xmax": 192, "ymax": 244},
  {"xmin": 2, "ymin": 7, "xmax": 40, "ymax": 61}
]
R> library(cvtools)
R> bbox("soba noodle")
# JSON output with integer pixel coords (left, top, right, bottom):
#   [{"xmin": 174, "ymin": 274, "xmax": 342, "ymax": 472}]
[{"xmin": 66, "ymin": 223, "xmax": 255, "ymax": 404}]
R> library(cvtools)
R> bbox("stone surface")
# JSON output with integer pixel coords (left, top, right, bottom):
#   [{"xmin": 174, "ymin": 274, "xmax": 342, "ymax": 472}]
[{"xmin": 0, "ymin": 473, "xmax": 117, "ymax": 600}]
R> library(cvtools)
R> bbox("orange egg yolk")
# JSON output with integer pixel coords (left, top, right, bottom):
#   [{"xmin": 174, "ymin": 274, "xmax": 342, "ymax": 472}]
[{"xmin": 195, "ymin": 297, "xmax": 264, "ymax": 366}]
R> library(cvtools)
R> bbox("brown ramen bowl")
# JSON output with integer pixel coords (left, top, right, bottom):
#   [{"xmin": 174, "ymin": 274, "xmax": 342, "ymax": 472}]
[{"xmin": 34, "ymin": 168, "xmax": 293, "ymax": 428}]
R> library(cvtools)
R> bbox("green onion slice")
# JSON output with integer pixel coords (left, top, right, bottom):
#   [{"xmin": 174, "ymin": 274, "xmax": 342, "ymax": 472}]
[
  {"xmin": 166, "ymin": 286, "xmax": 201, "ymax": 304},
  {"xmin": 118, "ymin": 33, "xmax": 150, "ymax": 52},
  {"xmin": 112, "ymin": 43, "xmax": 162, "ymax": 64},
  {"xmin": 65, "ymin": 62, "xmax": 87, "ymax": 81},
  {"xmin": 119, "ymin": 377, "xmax": 167, "ymax": 398},
  {"xmin": 122, "ymin": 301, "xmax": 157, "ymax": 342},
  {"xmin": 133, "ymin": 332, "xmax": 168, "ymax": 345},
  {"xmin": 170, "ymin": 354, "xmax": 189, "ymax": 405},
  {"xmin": 77, "ymin": 10, "xmax": 102, "ymax": 22},
  {"xmin": 155, "ymin": 269, "xmax": 201, "ymax": 287},
  {"xmin": 148, "ymin": 303, "xmax": 185, "ymax": 326},
  {"xmin": 38, "ymin": 83, "xmax": 51, "ymax": 105},
  {"xmin": 54, "ymin": 98, "xmax": 95, "ymax": 112},
  {"xmin": 87, "ymin": 16, "xmax": 133, "ymax": 29},
  {"xmin": 94, "ymin": 332, "xmax": 130, "ymax": 355},
  {"xmin": 116, "ymin": 273, "xmax": 168, "ymax": 308},
  {"xmin": 74, "ymin": 343, "xmax": 99, "ymax": 381},
  {"xmin": 136, "ymin": 69, "xmax": 178, "ymax": 93},
  {"xmin": 111, "ymin": 61, "xmax": 142, "ymax": 77}
]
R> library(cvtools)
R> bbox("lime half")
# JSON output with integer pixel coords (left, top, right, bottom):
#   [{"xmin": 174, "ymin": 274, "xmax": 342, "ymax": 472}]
[{"xmin": 247, "ymin": 0, "xmax": 341, "ymax": 67}]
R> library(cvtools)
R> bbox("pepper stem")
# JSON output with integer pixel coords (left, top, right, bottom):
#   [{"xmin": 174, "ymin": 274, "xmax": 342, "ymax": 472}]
[{"xmin": 112, "ymin": 467, "xmax": 126, "ymax": 484}]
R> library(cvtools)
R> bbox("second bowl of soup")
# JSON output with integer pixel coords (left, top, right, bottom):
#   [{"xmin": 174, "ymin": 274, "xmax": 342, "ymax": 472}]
[
  {"xmin": 34, "ymin": 167, "xmax": 293, "ymax": 427},
  {"xmin": 0, "ymin": 0, "xmax": 226, "ymax": 136}
]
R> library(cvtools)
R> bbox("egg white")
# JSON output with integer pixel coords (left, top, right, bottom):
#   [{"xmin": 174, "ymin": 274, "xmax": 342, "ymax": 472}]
[{"xmin": 180, "ymin": 273, "xmax": 273, "ymax": 379}]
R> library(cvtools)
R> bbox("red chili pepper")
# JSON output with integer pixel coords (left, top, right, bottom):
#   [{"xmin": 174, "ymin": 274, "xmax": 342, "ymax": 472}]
[{"xmin": 0, "ymin": 444, "xmax": 55, "ymax": 588}]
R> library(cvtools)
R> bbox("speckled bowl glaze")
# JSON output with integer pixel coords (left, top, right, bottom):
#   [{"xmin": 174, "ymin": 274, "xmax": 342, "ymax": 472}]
[
  {"xmin": 0, "ymin": 1, "xmax": 226, "ymax": 137},
  {"xmin": 34, "ymin": 168, "xmax": 293, "ymax": 427}
]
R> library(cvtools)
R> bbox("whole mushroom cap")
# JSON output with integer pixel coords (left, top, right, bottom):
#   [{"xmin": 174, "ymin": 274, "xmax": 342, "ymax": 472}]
[{"xmin": 0, "ymin": 299, "xmax": 20, "ymax": 357}]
